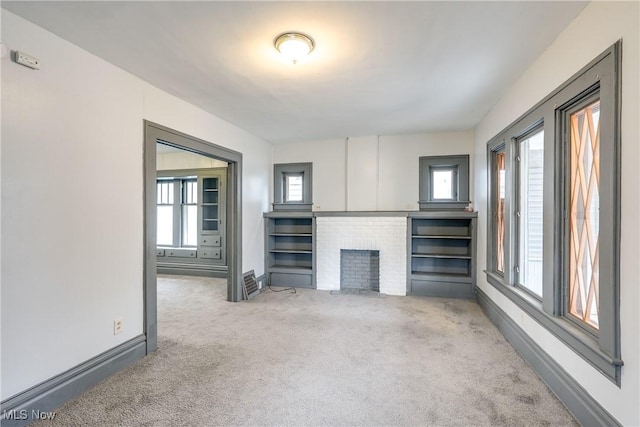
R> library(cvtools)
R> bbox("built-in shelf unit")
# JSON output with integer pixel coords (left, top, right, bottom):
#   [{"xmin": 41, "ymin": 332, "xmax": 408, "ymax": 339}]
[
  {"xmin": 407, "ymin": 211, "xmax": 477, "ymax": 298},
  {"xmin": 264, "ymin": 212, "xmax": 315, "ymax": 288},
  {"xmin": 201, "ymin": 175, "xmax": 221, "ymax": 232},
  {"xmin": 157, "ymin": 168, "xmax": 226, "ymax": 276}
]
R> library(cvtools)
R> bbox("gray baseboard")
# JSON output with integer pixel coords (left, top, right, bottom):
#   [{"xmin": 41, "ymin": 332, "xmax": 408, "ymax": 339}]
[
  {"xmin": 0, "ymin": 335, "xmax": 146, "ymax": 427},
  {"xmin": 157, "ymin": 265, "xmax": 228, "ymax": 278},
  {"xmin": 476, "ymin": 288, "xmax": 620, "ymax": 427}
]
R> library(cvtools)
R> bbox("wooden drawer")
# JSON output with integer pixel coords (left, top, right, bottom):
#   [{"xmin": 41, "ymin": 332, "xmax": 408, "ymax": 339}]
[
  {"xmin": 200, "ymin": 235, "xmax": 221, "ymax": 247},
  {"xmin": 166, "ymin": 249, "xmax": 197, "ymax": 258},
  {"xmin": 200, "ymin": 248, "xmax": 221, "ymax": 259}
]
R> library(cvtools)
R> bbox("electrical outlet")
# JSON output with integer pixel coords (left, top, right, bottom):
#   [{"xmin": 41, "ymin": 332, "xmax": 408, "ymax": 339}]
[{"xmin": 114, "ymin": 318, "xmax": 123, "ymax": 335}]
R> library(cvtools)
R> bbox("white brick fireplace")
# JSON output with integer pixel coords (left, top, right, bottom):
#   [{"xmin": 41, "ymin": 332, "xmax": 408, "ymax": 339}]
[{"xmin": 316, "ymin": 216, "xmax": 407, "ymax": 295}]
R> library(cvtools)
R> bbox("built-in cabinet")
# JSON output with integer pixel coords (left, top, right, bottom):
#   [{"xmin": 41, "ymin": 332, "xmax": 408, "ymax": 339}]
[
  {"xmin": 264, "ymin": 212, "xmax": 315, "ymax": 288},
  {"xmin": 199, "ymin": 172, "xmax": 226, "ymax": 266},
  {"xmin": 261, "ymin": 210, "xmax": 476, "ymax": 296},
  {"xmin": 407, "ymin": 211, "xmax": 477, "ymax": 298},
  {"xmin": 157, "ymin": 168, "xmax": 226, "ymax": 276}
]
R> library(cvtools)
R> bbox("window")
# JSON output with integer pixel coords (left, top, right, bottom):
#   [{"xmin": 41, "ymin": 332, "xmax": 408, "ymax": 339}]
[
  {"xmin": 495, "ymin": 150, "xmax": 506, "ymax": 273},
  {"xmin": 273, "ymin": 163, "xmax": 312, "ymax": 211},
  {"xmin": 485, "ymin": 42, "xmax": 622, "ymax": 384},
  {"xmin": 156, "ymin": 178, "xmax": 198, "ymax": 248},
  {"xmin": 516, "ymin": 128, "xmax": 544, "ymax": 298},
  {"xmin": 419, "ymin": 155, "xmax": 470, "ymax": 210},
  {"xmin": 432, "ymin": 168, "xmax": 455, "ymax": 199},
  {"xmin": 157, "ymin": 181, "xmax": 175, "ymax": 246},
  {"xmin": 181, "ymin": 179, "xmax": 198, "ymax": 246},
  {"xmin": 567, "ymin": 100, "xmax": 601, "ymax": 329},
  {"xmin": 284, "ymin": 173, "xmax": 304, "ymax": 202}
]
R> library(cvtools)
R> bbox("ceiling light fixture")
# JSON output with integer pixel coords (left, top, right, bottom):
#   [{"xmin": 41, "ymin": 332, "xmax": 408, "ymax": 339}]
[{"xmin": 274, "ymin": 32, "xmax": 315, "ymax": 64}]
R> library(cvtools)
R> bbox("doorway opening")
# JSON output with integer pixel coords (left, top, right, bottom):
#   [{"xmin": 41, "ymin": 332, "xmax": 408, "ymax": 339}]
[
  {"xmin": 156, "ymin": 143, "xmax": 229, "ymax": 277},
  {"xmin": 144, "ymin": 121, "xmax": 243, "ymax": 354}
]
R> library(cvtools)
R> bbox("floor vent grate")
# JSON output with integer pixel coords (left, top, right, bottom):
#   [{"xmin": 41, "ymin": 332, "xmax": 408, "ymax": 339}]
[{"xmin": 242, "ymin": 270, "xmax": 260, "ymax": 300}]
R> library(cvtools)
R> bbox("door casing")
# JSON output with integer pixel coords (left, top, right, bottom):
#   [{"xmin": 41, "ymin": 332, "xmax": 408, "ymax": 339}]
[{"xmin": 143, "ymin": 120, "xmax": 243, "ymax": 353}]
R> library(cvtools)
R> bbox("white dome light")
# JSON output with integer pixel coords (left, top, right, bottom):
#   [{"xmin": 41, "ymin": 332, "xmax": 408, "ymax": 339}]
[{"xmin": 274, "ymin": 32, "xmax": 315, "ymax": 64}]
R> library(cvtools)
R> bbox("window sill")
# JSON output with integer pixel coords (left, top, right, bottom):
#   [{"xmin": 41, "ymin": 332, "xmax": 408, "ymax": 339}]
[{"xmin": 484, "ymin": 271, "xmax": 623, "ymax": 386}]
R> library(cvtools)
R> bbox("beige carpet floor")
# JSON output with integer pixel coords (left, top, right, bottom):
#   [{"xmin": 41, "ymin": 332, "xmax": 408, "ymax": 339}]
[{"xmin": 34, "ymin": 275, "xmax": 577, "ymax": 426}]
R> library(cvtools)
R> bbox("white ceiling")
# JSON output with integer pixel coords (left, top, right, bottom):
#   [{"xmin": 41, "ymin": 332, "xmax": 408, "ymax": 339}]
[{"xmin": 3, "ymin": 1, "xmax": 588, "ymax": 144}]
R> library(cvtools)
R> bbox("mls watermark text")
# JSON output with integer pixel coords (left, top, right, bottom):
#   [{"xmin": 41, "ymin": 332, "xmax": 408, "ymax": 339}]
[{"xmin": 2, "ymin": 409, "xmax": 57, "ymax": 421}]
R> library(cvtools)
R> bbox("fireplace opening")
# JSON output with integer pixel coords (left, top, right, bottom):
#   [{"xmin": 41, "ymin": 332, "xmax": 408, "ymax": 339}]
[{"xmin": 340, "ymin": 250, "xmax": 380, "ymax": 291}]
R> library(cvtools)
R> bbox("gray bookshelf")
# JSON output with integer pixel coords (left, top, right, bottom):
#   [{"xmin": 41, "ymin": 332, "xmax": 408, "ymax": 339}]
[
  {"xmin": 407, "ymin": 211, "xmax": 477, "ymax": 298},
  {"xmin": 199, "ymin": 171, "xmax": 226, "ymax": 266},
  {"xmin": 264, "ymin": 212, "xmax": 316, "ymax": 288}
]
